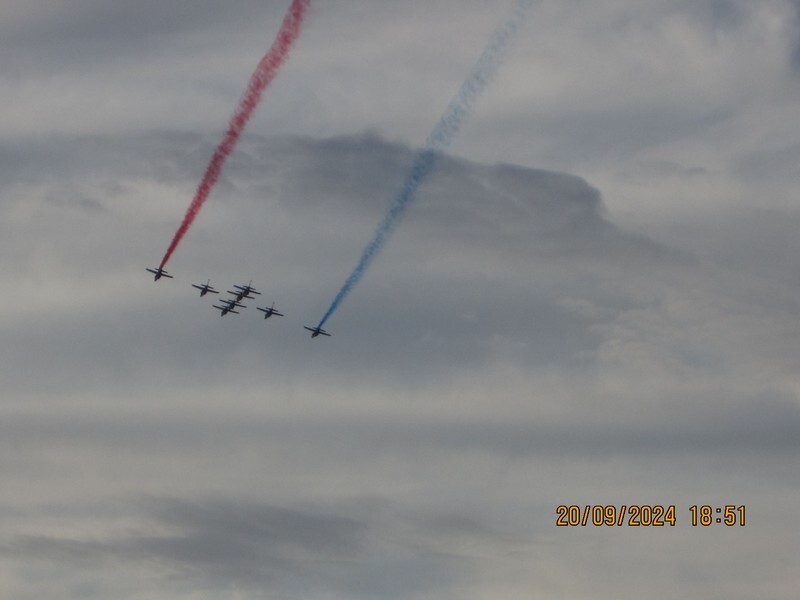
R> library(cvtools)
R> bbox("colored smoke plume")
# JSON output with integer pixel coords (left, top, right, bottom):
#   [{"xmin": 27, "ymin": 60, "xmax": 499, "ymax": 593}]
[
  {"xmin": 160, "ymin": 0, "xmax": 311, "ymax": 269},
  {"xmin": 317, "ymin": 0, "xmax": 531, "ymax": 329}
]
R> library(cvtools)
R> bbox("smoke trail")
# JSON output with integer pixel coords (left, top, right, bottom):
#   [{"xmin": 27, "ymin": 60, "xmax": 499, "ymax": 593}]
[
  {"xmin": 317, "ymin": 0, "xmax": 531, "ymax": 329},
  {"xmin": 159, "ymin": 0, "xmax": 311, "ymax": 270}
]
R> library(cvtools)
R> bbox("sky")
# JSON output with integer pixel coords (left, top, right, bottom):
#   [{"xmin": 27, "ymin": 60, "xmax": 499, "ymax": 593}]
[{"xmin": 1, "ymin": 0, "xmax": 799, "ymax": 598}]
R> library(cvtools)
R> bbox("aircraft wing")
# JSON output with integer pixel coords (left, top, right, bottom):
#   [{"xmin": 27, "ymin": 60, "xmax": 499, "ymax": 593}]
[
  {"xmin": 304, "ymin": 326, "xmax": 331, "ymax": 337},
  {"xmin": 147, "ymin": 268, "xmax": 173, "ymax": 279}
]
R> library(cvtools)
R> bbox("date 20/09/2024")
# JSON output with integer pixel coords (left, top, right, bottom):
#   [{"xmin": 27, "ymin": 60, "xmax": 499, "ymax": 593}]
[{"xmin": 555, "ymin": 504, "xmax": 746, "ymax": 527}]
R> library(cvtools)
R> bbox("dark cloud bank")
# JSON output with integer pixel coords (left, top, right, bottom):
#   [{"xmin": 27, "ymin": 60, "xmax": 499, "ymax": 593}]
[{"xmin": 0, "ymin": 131, "xmax": 687, "ymax": 390}]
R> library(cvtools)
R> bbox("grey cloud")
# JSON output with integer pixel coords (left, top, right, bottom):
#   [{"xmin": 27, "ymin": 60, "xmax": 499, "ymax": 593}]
[
  {"xmin": 5, "ymin": 497, "xmax": 491, "ymax": 599},
  {"xmin": 0, "ymin": 387, "xmax": 800, "ymax": 474},
  {"xmin": 522, "ymin": 106, "xmax": 736, "ymax": 167},
  {"xmin": 735, "ymin": 139, "xmax": 800, "ymax": 181},
  {"xmin": 0, "ymin": 1, "xmax": 278, "ymax": 68},
  {"xmin": 0, "ymin": 132, "xmax": 686, "ymax": 393},
  {"xmin": 707, "ymin": 0, "xmax": 747, "ymax": 27},
  {"xmin": 2, "ymin": 2, "xmax": 799, "ymax": 599},
  {"xmin": 791, "ymin": 0, "xmax": 800, "ymax": 70}
]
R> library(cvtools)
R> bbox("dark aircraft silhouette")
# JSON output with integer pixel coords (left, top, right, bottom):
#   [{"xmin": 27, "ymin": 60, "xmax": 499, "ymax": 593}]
[
  {"xmin": 257, "ymin": 303, "xmax": 284, "ymax": 319},
  {"xmin": 228, "ymin": 280, "xmax": 261, "ymax": 302},
  {"xmin": 192, "ymin": 280, "xmax": 219, "ymax": 297},
  {"xmin": 304, "ymin": 325, "xmax": 331, "ymax": 338},
  {"xmin": 213, "ymin": 298, "xmax": 245, "ymax": 316},
  {"xmin": 146, "ymin": 267, "xmax": 173, "ymax": 281}
]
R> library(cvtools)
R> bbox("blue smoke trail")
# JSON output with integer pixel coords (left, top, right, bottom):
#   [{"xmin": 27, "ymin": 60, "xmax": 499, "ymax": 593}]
[{"xmin": 317, "ymin": 0, "xmax": 532, "ymax": 329}]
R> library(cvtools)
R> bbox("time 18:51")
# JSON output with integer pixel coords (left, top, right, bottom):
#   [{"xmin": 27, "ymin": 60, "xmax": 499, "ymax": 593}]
[{"xmin": 689, "ymin": 505, "xmax": 746, "ymax": 526}]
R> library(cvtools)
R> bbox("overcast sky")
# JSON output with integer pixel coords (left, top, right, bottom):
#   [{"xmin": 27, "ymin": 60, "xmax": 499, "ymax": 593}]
[{"xmin": 1, "ymin": 1, "xmax": 799, "ymax": 599}]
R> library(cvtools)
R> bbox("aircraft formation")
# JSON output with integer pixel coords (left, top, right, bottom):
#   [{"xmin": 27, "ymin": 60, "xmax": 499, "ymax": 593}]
[
  {"xmin": 151, "ymin": 0, "xmax": 528, "ymax": 335},
  {"xmin": 146, "ymin": 268, "xmax": 329, "ymax": 338}
]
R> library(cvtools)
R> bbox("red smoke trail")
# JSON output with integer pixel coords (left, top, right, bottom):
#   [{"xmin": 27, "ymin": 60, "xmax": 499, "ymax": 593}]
[{"xmin": 159, "ymin": 0, "xmax": 310, "ymax": 270}]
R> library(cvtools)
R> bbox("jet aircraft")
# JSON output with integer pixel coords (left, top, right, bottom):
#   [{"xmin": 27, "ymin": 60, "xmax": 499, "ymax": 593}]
[
  {"xmin": 213, "ymin": 298, "xmax": 245, "ymax": 316},
  {"xmin": 146, "ymin": 267, "xmax": 173, "ymax": 281},
  {"xmin": 192, "ymin": 280, "xmax": 219, "ymax": 297},
  {"xmin": 257, "ymin": 303, "xmax": 284, "ymax": 319},
  {"xmin": 304, "ymin": 325, "xmax": 331, "ymax": 338},
  {"xmin": 228, "ymin": 280, "xmax": 261, "ymax": 301}
]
